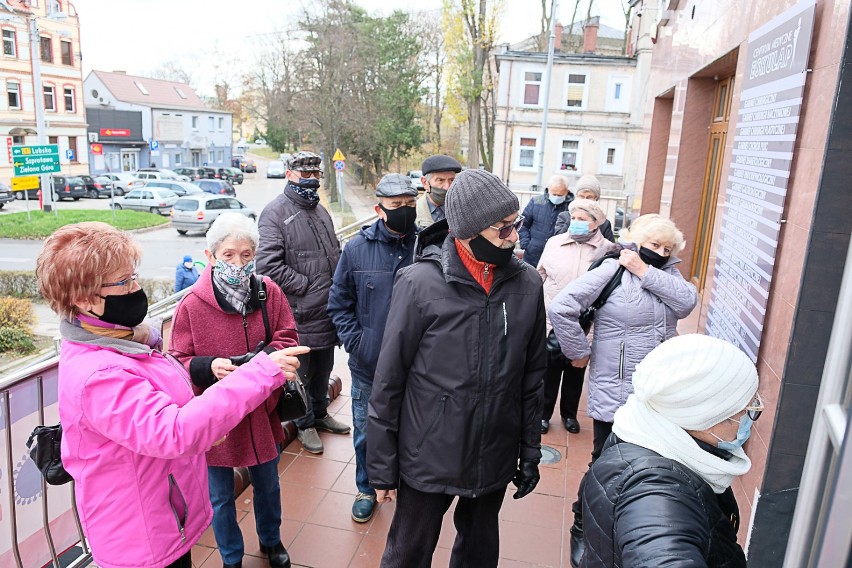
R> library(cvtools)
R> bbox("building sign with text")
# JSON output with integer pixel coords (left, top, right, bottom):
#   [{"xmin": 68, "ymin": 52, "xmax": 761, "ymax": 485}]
[{"xmin": 706, "ymin": 0, "xmax": 816, "ymax": 362}]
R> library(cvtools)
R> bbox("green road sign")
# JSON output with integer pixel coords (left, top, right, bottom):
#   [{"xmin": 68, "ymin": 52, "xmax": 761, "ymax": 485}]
[{"xmin": 12, "ymin": 144, "xmax": 60, "ymax": 176}]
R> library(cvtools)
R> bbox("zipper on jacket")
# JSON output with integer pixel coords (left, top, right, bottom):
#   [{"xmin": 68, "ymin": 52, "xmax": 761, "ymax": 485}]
[
  {"xmin": 162, "ymin": 352, "xmax": 194, "ymax": 393},
  {"xmin": 168, "ymin": 473, "xmax": 188, "ymax": 543},
  {"xmin": 483, "ymin": 264, "xmax": 490, "ymax": 282},
  {"xmin": 618, "ymin": 342, "xmax": 625, "ymax": 381},
  {"xmin": 475, "ymin": 298, "xmax": 492, "ymax": 497},
  {"xmin": 242, "ymin": 315, "xmax": 250, "ymax": 351},
  {"xmin": 413, "ymin": 395, "xmax": 448, "ymax": 455}
]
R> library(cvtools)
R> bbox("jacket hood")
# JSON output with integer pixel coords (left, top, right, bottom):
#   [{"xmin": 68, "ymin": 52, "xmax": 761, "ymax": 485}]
[
  {"xmin": 59, "ymin": 318, "xmax": 152, "ymax": 355},
  {"xmin": 591, "ymin": 240, "xmax": 683, "ymax": 268},
  {"xmin": 414, "ymin": 219, "xmax": 449, "ymax": 261}
]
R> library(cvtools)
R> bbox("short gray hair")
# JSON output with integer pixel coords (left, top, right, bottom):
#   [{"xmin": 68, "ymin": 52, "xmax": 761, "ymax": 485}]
[
  {"xmin": 548, "ymin": 174, "xmax": 569, "ymax": 191},
  {"xmin": 206, "ymin": 213, "xmax": 259, "ymax": 255}
]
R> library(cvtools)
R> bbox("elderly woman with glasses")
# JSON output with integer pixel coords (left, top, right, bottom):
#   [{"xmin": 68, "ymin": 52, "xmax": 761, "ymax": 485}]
[
  {"xmin": 581, "ymin": 334, "xmax": 760, "ymax": 568},
  {"xmin": 169, "ymin": 213, "xmax": 303, "ymax": 568},
  {"xmin": 36, "ymin": 222, "xmax": 304, "ymax": 568}
]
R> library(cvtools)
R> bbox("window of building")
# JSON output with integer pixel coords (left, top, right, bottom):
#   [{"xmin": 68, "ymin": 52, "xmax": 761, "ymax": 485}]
[
  {"xmin": 174, "ymin": 87, "xmax": 187, "ymax": 99},
  {"xmin": 60, "ymin": 40, "xmax": 72, "ymax": 65},
  {"xmin": 218, "ymin": 117, "xmax": 224, "ymax": 130},
  {"xmin": 208, "ymin": 116, "xmax": 214, "ymax": 130},
  {"xmin": 12, "ymin": 134, "xmax": 24, "ymax": 144},
  {"xmin": 517, "ymin": 136, "xmax": 537, "ymax": 169},
  {"xmin": 605, "ymin": 75, "xmax": 631, "ymax": 113},
  {"xmin": 68, "ymin": 136, "xmax": 78, "ymax": 162},
  {"xmin": 607, "ymin": 148, "xmax": 616, "ymax": 164},
  {"xmin": 48, "ymin": 136, "xmax": 58, "ymax": 145},
  {"xmin": 63, "ymin": 86, "xmax": 74, "ymax": 112},
  {"xmin": 39, "ymin": 36, "xmax": 52, "ymax": 62},
  {"xmin": 560, "ymin": 139, "xmax": 580, "ymax": 170},
  {"xmin": 174, "ymin": 153, "xmax": 182, "ymax": 165},
  {"xmin": 191, "ymin": 116, "xmax": 198, "ymax": 129},
  {"xmin": 3, "ymin": 29, "xmax": 16, "ymax": 57},
  {"xmin": 565, "ymin": 73, "xmax": 587, "ymax": 109},
  {"xmin": 7, "ymin": 81, "xmax": 20, "ymax": 109},
  {"xmin": 218, "ymin": 150, "xmax": 224, "ymax": 162},
  {"xmin": 134, "ymin": 81, "xmax": 149, "ymax": 95},
  {"xmin": 207, "ymin": 151, "xmax": 215, "ymax": 164},
  {"xmin": 44, "ymin": 85, "xmax": 56, "ymax": 111},
  {"xmin": 599, "ymin": 140, "xmax": 624, "ymax": 175},
  {"xmin": 522, "ymin": 71, "xmax": 542, "ymax": 106}
]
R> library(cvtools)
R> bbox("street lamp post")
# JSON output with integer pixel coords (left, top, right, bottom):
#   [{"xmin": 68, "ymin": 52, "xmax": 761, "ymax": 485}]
[
  {"xmin": 535, "ymin": 0, "xmax": 559, "ymax": 191},
  {"xmin": 28, "ymin": 16, "xmax": 53, "ymax": 213}
]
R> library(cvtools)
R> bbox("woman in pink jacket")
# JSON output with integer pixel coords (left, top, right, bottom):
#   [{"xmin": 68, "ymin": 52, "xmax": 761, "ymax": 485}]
[
  {"xmin": 169, "ymin": 213, "xmax": 298, "ymax": 568},
  {"xmin": 35, "ymin": 222, "xmax": 306, "ymax": 568},
  {"xmin": 537, "ymin": 199, "xmax": 609, "ymax": 435}
]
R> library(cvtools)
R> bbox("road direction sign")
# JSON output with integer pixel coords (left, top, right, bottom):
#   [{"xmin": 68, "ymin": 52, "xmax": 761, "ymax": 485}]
[
  {"xmin": 332, "ymin": 148, "xmax": 346, "ymax": 161},
  {"xmin": 12, "ymin": 144, "xmax": 60, "ymax": 176},
  {"xmin": 334, "ymin": 160, "xmax": 345, "ymax": 171},
  {"xmin": 11, "ymin": 175, "xmax": 39, "ymax": 191}
]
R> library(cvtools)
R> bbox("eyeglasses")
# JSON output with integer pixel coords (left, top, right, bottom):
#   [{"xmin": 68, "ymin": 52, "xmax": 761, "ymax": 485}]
[
  {"xmin": 745, "ymin": 392, "xmax": 764, "ymax": 421},
  {"xmin": 102, "ymin": 272, "xmax": 138, "ymax": 289},
  {"xmin": 298, "ymin": 170, "xmax": 324, "ymax": 179},
  {"xmin": 489, "ymin": 215, "xmax": 524, "ymax": 239}
]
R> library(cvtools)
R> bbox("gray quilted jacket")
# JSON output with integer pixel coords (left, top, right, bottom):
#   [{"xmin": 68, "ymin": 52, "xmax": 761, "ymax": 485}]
[{"xmin": 548, "ymin": 245, "xmax": 697, "ymax": 422}]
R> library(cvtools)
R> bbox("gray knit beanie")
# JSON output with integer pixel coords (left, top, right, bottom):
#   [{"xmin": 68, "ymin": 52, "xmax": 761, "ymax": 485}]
[
  {"xmin": 574, "ymin": 174, "xmax": 601, "ymax": 198},
  {"xmin": 445, "ymin": 170, "xmax": 519, "ymax": 239}
]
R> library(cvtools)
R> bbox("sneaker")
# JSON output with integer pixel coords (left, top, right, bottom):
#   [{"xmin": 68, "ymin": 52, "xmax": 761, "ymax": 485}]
[
  {"xmin": 351, "ymin": 492, "xmax": 377, "ymax": 523},
  {"xmin": 314, "ymin": 415, "xmax": 351, "ymax": 434},
  {"xmin": 297, "ymin": 427, "xmax": 323, "ymax": 454}
]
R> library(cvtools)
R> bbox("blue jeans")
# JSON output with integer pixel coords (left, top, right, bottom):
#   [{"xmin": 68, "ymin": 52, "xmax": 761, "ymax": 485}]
[
  {"xmin": 350, "ymin": 365, "xmax": 374, "ymax": 496},
  {"xmin": 208, "ymin": 454, "xmax": 281, "ymax": 564},
  {"xmin": 293, "ymin": 347, "xmax": 335, "ymax": 430}
]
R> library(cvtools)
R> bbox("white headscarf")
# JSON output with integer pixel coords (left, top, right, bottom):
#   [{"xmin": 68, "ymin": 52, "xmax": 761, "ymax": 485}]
[{"xmin": 612, "ymin": 334, "xmax": 759, "ymax": 493}]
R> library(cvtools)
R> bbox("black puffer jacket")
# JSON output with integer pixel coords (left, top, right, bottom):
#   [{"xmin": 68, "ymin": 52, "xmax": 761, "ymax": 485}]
[
  {"xmin": 582, "ymin": 436, "xmax": 747, "ymax": 568},
  {"xmin": 367, "ymin": 220, "xmax": 546, "ymax": 497},
  {"xmin": 256, "ymin": 187, "xmax": 341, "ymax": 349}
]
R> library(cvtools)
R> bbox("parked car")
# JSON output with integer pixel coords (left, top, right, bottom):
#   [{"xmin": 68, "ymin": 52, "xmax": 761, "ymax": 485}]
[
  {"xmin": 50, "ymin": 176, "xmax": 86, "ymax": 201},
  {"xmin": 0, "ymin": 182, "xmax": 14, "ymax": 208},
  {"xmin": 233, "ymin": 156, "xmax": 256, "ymax": 173},
  {"xmin": 407, "ymin": 170, "xmax": 424, "ymax": 191},
  {"xmin": 173, "ymin": 167, "xmax": 206, "ymax": 181},
  {"xmin": 100, "ymin": 172, "xmax": 145, "ymax": 195},
  {"xmin": 217, "ymin": 167, "xmax": 244, "ymax": 184},
  {"xmin": 170, "ymin": 193, "xmax": 256, "ymax": 235},
  {"xmin": 136, "ymin": 168, "xmax": 191, "ymax": 182},
  {"xmin": 144, "ymin": 180, "xmax": 203, "ymax": 197},
  {"xmin": 231, "ymin": 155, "xmax": 244, "ymax": 168},
  {"xmin": 266, "ymin": 160, "xmax": 286, "ymax": 178},
  {"xmin": 94, "ymin": 176, "xmax": 120, "ymax": 197},
  {"xmin": 80, "ymin": 175, "xmax": 114, "ymax": 199},
  {"xmin": 13, "ymin": 186, "xmax": 40, "ymax": 200},
  {"xmin": 112, "ymin": 187, "xmax": 179, "ymax": 215},
  {"xmin": 194, "ymin": 179, "xmax": 236, "ymax": 196}
]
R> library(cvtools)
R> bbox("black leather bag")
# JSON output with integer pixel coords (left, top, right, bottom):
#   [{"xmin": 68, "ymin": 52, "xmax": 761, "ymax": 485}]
[
  {"xmin": 545, "ymin": 329, "xmax": 563, "ymax": 355},
  {"xmin": 26, "ymin": 424, "xmax": 73, "ymax": 485}
]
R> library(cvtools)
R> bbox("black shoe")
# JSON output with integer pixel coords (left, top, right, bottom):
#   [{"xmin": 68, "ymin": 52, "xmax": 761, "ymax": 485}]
[
  {"xmin": 260, "ymin": 542, "xmax": 291, "ymax": 568},
  {"xmin": 570, "ymin": 522, "xmax": 585, "ymax": 568},
  {"xmin": 564, "ymin": 417, "xmax": 580, "ymax": 434},
  {"xmin": 541, "ymin": 419, "xmax": 550, "ymax": 434}
]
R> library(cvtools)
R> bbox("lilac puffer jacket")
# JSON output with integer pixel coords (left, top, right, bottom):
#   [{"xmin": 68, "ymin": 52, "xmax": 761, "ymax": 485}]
[{"xmin": 548, "ymin": 249, "xmax": 697, "ymax": 422}]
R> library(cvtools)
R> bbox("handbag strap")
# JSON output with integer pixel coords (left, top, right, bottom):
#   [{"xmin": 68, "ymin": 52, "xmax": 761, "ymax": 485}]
[
  {"xmin": 255, "ymin": 275, "xmax": 272, "ymax": 345},
  {"xmin": 589, "ymin": 264, "xmax": 626, "ymax": 312}
]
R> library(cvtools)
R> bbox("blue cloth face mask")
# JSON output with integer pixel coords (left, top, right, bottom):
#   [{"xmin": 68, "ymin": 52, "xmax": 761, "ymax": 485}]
[
  {"xmin": 713, "ymin": 414, "xmax": 753, "ymax": 452},
  {"xmin": 568, "ymin": 219, "xmax": 591, "ymax": 236},
  {"xmin": 549, "ymin": 194, "xmax": 567, "ymax": 205}
]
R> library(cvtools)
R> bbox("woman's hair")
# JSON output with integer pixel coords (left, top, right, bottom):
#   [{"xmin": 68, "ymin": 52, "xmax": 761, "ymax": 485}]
[
  {"xmin": 36, "ymin": 222, "xmax": 142, "ymax": 319},
  {"xmin": 568, "ymin": 198, "xmax": 606, "ymax": 224},
  {"xmin": 206, "ymin": 213, "xmax": 259, "ymax": 255},
  {"xmin": 621, "ymin": 214, "xmax": 686, "ymax": 253}
]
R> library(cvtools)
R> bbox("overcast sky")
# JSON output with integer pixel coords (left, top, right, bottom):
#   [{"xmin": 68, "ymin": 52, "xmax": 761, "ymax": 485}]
[{"xmin": 71, "ymin": 0, "xmax": 625, "ymax": 96}]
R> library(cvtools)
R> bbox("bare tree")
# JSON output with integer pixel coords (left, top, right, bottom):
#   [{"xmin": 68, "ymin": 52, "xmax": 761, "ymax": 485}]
[
  {"xmin": 621, "ymin": 0, "xmax": 633, "ymax": 55},
  {"xmin": 148, "ymin": 59, "xmax": 195, "ymax": 87},
  {"xmin": 536, "ymin": 0, "xmax": 554, "ymax": 52}
]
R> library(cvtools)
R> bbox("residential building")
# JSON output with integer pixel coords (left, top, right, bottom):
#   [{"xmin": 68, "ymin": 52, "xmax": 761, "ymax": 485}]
[
  {"xmin": 83, "ymin": 70, "xmax": 233, "ymax": 173},
  {"xmin": 492, "ymin": 18, "xmax": 643, "ymax": 198},
  {"xmin": 0, "ymin": 0, "xmax": 88, "ymax": 179}
]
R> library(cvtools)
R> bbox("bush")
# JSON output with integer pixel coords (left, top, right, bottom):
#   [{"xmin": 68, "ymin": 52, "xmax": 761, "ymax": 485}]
[
  {"xmin": 0, "ymin": 297, "xmax": 34, "ymax": 330},
  {"xmin": 0, "ymin": 326, "xmax": 36, "ymax": 354},
  {"xmin": 0, "ymin": 271, "xmax": 40, "ymax": 299}
]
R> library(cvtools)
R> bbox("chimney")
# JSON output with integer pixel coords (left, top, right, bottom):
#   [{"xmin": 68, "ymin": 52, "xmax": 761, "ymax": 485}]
[
  {"xmin": 554, "ymin": 22, "xmax": 563, "ymax": 52},
  {"xmin": 583, "ymin": 16, "xmax": 600, "ymax": 54},
  {"xmin": 112, "ymin": 70, "xmax": 127, "ymax": 74}
]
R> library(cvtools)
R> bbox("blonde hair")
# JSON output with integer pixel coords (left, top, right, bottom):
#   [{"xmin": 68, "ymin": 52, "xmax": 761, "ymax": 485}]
[
  {"xmin": 621, "ymin": 214, "xmax": 685, "ymax": 253},
  {"xmin": 36, "ymin": 222, "xmax": 142, "ymax": 319},
  {"xmin": 568, "ymin": 198, "xmax": 606, "ymax": 224}
]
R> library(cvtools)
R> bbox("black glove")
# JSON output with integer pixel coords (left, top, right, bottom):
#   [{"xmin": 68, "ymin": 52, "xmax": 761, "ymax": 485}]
[
  {"xmin": 229, "ymin": 341, "xmax": 266, "ymax": 366},
  {"xmin": 512, "ymin": 460, "xmax": 540, "ymax": 499}
]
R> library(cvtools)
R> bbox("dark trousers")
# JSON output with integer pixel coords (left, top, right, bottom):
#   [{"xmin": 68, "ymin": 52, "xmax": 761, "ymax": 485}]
[
  {"xmin": 542, "ymin": 350, "xmax": 585, "ymax": 422},
  {"xmin": 294, "ymin": 346, "xmax": 335, "ymax": 430},
  {"xmin": 572, "ymin": 420, "xmax": 614, "ymax": 526},
  {"xmin": 165, "ymin": 551, "xmax": 191, "ymax": 568},
  {"xmin": 381, "ymin": 480, "xmax": 506, "ymax": 568}
]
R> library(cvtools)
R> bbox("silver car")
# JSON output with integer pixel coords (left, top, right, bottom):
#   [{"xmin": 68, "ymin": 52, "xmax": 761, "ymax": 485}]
[
  {"xmin": 170, "ymin": 193, "xmax": 256, "ymax": 235},
  {"xmin": 144, "ymin": 180, "xmax": 204, "ymax": 197},
  {"xmin": 113, "ymin": 187, "xmax": 179, "ymax": 215},
  {"xmin": 267, "ymin": 160, "xmax": 286, "ymax": 178},
  {"xmin": 100, "ymin": 172, "xmax": 146, "ymax": 195}
]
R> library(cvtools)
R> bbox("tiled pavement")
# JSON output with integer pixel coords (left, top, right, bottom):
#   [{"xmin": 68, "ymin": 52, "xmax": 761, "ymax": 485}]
[{"xmin": 190, "ymin": 346, "xmax": 597, "ymax": 568}]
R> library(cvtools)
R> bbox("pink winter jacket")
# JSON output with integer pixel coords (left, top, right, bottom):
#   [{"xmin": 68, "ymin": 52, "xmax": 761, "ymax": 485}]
[
  {"xmin": 58, "ymin": 318, "xmax": 288, "ymax": 568},
  {"xmin": 169, "ymin": 268, "xmax": 299, "ymax": 467},
  {"xmin": 537, "ymin": 229, "xmax": 609, "ymax": 333}
]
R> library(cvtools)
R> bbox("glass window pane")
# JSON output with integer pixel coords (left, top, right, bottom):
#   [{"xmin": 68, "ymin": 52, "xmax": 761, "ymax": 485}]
[{"xmin": 524, "ymin": 84, "xmax": 540, "ymax": 105}]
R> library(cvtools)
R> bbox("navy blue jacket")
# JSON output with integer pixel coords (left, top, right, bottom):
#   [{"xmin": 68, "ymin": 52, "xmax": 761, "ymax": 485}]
[
  {"xmin": 328, "ymin": 220, "xmax": 417, "ymax": 377},
  {"xmin": 519, "ymin": 193, "xmax": 572, "ymax": 267}
]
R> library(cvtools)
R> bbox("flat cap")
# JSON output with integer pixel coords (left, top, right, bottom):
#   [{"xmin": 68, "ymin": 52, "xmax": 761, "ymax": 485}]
[
  {"xmin": 376, "ymin": 173, "xmax": 417, "ymax": 197},
  {"xmin": 287, "ymin": 151, "xmax": 322, "ymax": 172},
  {"xmin": 421, "ymin": 154, "xmax": 462, "ymax": 176}
]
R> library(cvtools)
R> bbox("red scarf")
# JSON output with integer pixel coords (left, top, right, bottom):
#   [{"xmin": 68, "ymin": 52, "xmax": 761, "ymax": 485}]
[{"xmin": 455, "ymin": 239, "xmax": 495, "ymax": 294}]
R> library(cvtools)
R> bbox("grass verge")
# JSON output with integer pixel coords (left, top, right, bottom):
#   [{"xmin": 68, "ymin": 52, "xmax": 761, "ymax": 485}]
[
  {"xmin": 249, "ymin": 147, "xmax": 280, "ymax": 160},
  {"xmin": 0, "ymin": 210, "xmax": 169, "ymax": 239}
]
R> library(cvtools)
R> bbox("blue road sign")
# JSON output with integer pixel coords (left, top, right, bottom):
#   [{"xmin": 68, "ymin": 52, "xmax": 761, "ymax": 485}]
[
  {"xmin": 334, "ymin": 160, "xmax": 345, "ymax": 171},
  {"xmin": 150, "ymin": 140, "xmax": 159, "ymax": 151},
  {"xmin": 65, "ymin": 149, "xmax": 75, "ymax": 160}
]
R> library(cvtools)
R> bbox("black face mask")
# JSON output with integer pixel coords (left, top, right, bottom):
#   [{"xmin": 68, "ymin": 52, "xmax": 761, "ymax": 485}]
[
  {"xmin": 380, "ymin": 204, "xmax": 417, "ymax": 234},
  {"xmin": 469, "ymin": 235, "xmax": 515, "ymax": 267},
  {"xmin": 293, "ymin": 177, "xmax": 320, "ymax": 190},
  {"xmin": 639, "ymin": 246, "xmax": 669, "ymax": 269},
  {"xmin": 89, "ymin": 287, "xmax": 149, "ymax": 328}
]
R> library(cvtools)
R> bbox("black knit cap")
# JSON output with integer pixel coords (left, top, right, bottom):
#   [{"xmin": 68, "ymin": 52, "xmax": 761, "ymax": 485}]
[
  {"xmin": 421, "ymin": 154, "xmax": 462, "ymax": 176},
  {"xmin": 445, "ymin": 170, "xmax": 519, "ymax": 240}
]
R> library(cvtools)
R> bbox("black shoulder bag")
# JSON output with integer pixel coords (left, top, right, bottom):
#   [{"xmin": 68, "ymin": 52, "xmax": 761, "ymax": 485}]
[
  {"xmin": 254, "ymin": 276, "xmax": 309, "ymax": 422},
  {"xmin": 26, "ymin": 424, "xmax": 73, "ymax": 485}
]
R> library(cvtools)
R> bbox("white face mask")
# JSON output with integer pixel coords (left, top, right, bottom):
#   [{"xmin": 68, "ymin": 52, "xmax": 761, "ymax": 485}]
[{"xmin": 184, "ymin": 261, "xmax": 193, "ymax": 268}]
